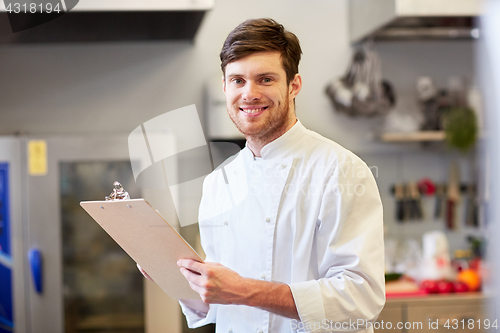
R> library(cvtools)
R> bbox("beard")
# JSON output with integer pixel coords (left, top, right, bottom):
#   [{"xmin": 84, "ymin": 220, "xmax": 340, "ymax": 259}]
[{"xmin": 228, "ymin": 97, "xmax": 291, "ymax": 143}]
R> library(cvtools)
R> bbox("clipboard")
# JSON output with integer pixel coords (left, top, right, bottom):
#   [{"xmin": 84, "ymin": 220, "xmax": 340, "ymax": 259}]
[{"xmin": 80, "ymin": 198, "xmax": 203, "ymax": 300}]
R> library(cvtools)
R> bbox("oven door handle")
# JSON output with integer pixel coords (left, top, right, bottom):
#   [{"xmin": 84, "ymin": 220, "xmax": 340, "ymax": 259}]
[{"xmin": 28, "ymin": 248, "xmax": 43, "ymax": 294}]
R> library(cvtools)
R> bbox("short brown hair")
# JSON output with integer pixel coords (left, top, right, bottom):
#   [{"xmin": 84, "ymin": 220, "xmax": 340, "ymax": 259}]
[{"xmin": 220, "ymin": 18, "xmax": 302, "ymax": 85}]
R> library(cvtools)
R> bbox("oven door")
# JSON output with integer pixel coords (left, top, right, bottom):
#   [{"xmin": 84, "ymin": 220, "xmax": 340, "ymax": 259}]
[
  {"xmin": 0, "ymin": 137, "xmax": 24, "ymax": 333},
  {"xmin": 22, "ymin": 135, "xmax": 182, "ymax": 333}
]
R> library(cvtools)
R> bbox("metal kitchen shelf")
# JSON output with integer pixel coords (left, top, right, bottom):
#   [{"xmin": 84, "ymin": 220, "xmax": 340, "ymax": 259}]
[{"xmin": 380, "ymin": 131, "xmax": 446, "ymax": 142}]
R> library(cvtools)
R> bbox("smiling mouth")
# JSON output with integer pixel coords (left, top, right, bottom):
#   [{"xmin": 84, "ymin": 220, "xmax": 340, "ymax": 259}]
[{"xmin": 240, "ymin": 106, "xmax": 268, "ymax": 114}]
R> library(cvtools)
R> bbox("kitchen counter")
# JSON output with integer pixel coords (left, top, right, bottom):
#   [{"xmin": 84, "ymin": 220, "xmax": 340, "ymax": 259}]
[
  {"xmin": 386, "ymin": 291, "xmax": 487, "ymax": 303},
  {"xmin": 377, "ymin": 293, "xmax": 492, "ymax": 332}
]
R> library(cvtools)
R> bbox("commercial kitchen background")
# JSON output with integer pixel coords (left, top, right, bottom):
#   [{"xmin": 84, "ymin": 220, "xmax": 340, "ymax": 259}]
[
  {"xmin": 0, "ymin": 0, "xmax": 479, "ymax": 241},
  {"xmin": 0, "ymin": 0, "xmax": 497, "ymax": 332}
]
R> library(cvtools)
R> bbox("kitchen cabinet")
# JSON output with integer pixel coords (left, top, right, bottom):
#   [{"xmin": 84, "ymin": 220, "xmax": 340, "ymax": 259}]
[{"xmin": 376, "ymin": 293, "xmax": 491, "ymax": 333}]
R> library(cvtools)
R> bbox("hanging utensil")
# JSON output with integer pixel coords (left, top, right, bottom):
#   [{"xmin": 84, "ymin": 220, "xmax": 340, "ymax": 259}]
[
  {"xmin": 395, "ymin": 183, "xmax": 405, "ymax": 222},
  {"xmin": 446, "ymin": 163, "xmax": 461, "ymax": 230},
  {"xmin": 434, "ymin": 183, "xmax": 445, "ymax": 220},
  {"xmin": 404, "ymin": 183, "xmax": 413, "ymax": 221},
  {"xmin": 409, "ymin": 181, "xmax": 423, "ymax": 220},
  {"xmin": 325, "ymin": 42, "xmax": 395, "ymax": 117},
  {"xmin": 465, "ymin": 184, "xmax": 479, "ymax": 227}
]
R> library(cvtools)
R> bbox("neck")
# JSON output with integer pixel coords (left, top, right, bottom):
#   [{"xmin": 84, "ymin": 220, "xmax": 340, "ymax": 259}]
[{"xmin": 246, "ymin": 118, "xmax": 297, "ymax": 158}]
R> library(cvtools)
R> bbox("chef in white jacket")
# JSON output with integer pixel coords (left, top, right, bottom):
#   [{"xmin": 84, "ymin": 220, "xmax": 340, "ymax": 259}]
[{"xmin": 150, "ymin": 18, "xmax": 385, "ymax": 333}]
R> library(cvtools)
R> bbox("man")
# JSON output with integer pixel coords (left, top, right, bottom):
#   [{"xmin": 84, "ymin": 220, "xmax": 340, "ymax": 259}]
[{"xmin": 145, "ymin": 18, "xmax": 385, "ymax": 332}]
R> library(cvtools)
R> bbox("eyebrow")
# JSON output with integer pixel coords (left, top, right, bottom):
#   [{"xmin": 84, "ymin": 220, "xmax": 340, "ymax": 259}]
[
  {"xmin": 226, "ymin": 72, "xmax": 281, "ymax": 78},
  {"xmin": 257, "ymin": 72, "xmax": 280, "ymax": 77}
]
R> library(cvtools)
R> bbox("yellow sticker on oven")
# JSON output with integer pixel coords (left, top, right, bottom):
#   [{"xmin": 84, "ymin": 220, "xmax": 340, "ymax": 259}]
[{"xmin": 28, "ymin": 140, "xmax": 48, "ymax": 176}]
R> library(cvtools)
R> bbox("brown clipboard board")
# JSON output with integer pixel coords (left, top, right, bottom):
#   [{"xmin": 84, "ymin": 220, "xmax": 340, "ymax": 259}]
[{"xmin": 80, "ymin": 198, "xmax": 202, "ymax": 300}]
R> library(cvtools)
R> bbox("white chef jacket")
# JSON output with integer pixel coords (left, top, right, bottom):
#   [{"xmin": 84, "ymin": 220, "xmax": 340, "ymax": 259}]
[{"xmin": 180, "ymin": 120, "xmax": 385, "ymax": 333}]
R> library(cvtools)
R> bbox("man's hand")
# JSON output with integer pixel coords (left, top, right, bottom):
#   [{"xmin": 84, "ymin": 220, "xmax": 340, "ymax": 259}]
[
  {"xmin": 177, "ymin": 259, "xmax": 300, "ymax": 320},
  {"xmin": 177, "ymin": 259, "xmax": 247, "ymax": 305}
]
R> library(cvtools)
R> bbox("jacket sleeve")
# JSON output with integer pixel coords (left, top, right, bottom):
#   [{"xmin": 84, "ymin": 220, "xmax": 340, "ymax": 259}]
[
  {"xmin": 289, "ymin": 157, "xmax": 386, "ymax": 332},
  {"xmin": 178, "ymin": 301, "xmax": 217, "ymax": 328}
]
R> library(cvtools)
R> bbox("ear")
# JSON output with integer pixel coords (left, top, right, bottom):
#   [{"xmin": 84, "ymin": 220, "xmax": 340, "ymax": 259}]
[
  {"xmin": 288, "ymin": 73, "xmax": 302, "ymax": 100},
  {"xmin": 222, "ymin": 75, "xmax": 226, "ymax": 93}
]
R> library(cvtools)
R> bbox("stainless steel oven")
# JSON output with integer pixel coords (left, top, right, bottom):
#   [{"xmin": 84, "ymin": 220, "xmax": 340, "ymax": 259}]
[{"xmin": 0, "ymin": 135, "xmax": 203, "ymax": 333}]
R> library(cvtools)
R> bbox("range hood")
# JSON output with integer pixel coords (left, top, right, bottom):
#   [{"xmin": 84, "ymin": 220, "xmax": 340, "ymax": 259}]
[
  {"xmin": 350, "ymin": 0, "xmax": 484, "ymax": 42},
  {"xmin": 0, "ymin": 0, "xmax": 214, "ymax": 43}
]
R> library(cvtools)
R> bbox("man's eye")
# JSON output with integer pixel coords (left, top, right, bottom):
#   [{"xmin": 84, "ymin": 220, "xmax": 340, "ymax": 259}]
[
  {"xmin": 262, "ymin": 78, "xmax": 272, "ymax": 83},
  {"xmin": 233, "ymin": 79, "xmax": 244, "ymax": 84}
]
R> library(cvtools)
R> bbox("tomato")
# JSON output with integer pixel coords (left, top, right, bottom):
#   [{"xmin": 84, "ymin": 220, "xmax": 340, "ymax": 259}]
[
  {"xmin": 421, "ymin": 280, "xmax": 439, "ymax": 293},
  {"xmin": 453, "ymin": 281, "xmax": 470, "ymax": 293},
  {"xmin": 437, "ymin": 280, "xmax": 454, "ymax": 293}
]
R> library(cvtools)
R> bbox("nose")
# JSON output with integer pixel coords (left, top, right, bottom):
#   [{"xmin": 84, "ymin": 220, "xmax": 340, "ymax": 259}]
[{"xmin": 242, "ymin": 81, "xmax": 261, "ymax": 101}]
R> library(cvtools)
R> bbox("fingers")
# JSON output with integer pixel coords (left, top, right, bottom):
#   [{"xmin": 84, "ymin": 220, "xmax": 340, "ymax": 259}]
[
  {"xmin": 185, "ymin": 277, "xmax": 214, "ymax": 304},
  {"xmin": 180, "ymin": 267, "xmax": 205, "ymax": 287},
  {"xmin": 177, "ymin": 259, "xmax": 204, "ymax": 274},
  {"xmin": 136, "ymin": 263, "xmax": 154, "ymax": 282},
  {"xmin": 187, "ymin": 280, "xmax": 205, "ymax": 295}
]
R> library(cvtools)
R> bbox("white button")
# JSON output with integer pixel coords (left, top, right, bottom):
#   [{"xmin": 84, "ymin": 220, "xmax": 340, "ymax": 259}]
[
  {"xmin": 223, "ymin": 220, "xmax": 228, "ymax": 226},
  {"xmin": 261, "ymin": 273, "xmax": 266, "ymax": 280},
  {"xmin": 257, "ymin": 329, "xmax": 264, "ymax": 333},
  {"xmin": 265, "ymin": 217, "xmax": 271, "ymax": 223},
  {"xmin": 280, "ymin": 164, "xmax": 287, "ymax": 169}
]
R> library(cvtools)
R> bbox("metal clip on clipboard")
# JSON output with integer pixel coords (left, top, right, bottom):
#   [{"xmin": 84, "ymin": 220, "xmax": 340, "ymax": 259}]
[{"xmin": 105, "ymin": 181, "xmax": 130, "ymax": 201}]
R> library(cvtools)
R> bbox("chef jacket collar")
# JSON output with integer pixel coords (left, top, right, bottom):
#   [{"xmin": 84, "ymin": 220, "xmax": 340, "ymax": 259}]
[{"xmin": 243, "ymin": 119, "xmax": 305, "ymax": 160}]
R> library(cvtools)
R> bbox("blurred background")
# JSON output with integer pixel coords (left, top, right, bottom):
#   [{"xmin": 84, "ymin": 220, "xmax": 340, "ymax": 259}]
[{"xmin": 0, "ymin": 0, "xmax": 499, "ymax": 332}]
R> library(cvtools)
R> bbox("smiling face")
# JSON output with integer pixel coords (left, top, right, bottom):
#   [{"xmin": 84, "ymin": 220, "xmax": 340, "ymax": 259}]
[{"xmin": 223, "ymin": 51, "xmax": 301, "ymax": 144}]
